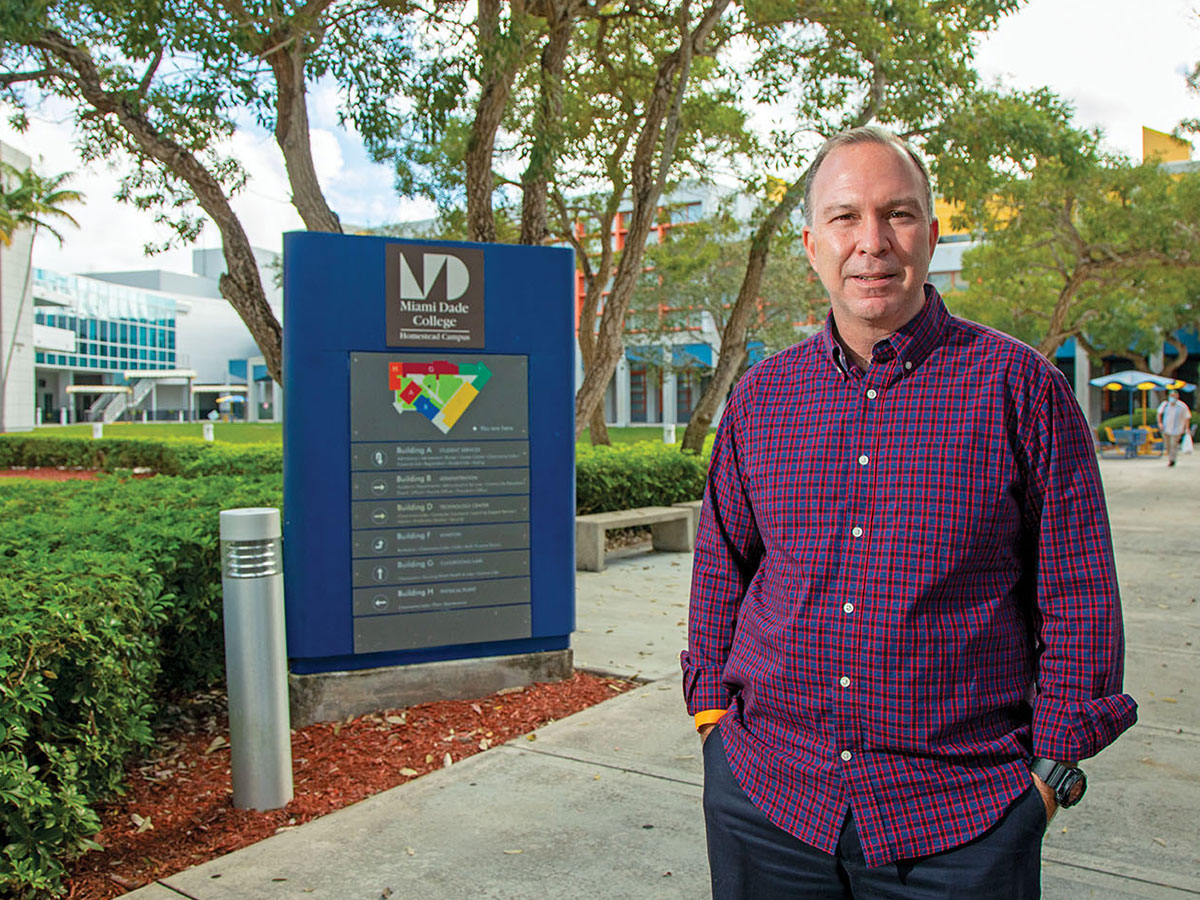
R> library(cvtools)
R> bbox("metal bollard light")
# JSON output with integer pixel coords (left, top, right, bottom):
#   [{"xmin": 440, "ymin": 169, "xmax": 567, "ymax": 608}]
[{"xmin": 219, "ymin": 508, "xmax": 293, "ymax": 810}]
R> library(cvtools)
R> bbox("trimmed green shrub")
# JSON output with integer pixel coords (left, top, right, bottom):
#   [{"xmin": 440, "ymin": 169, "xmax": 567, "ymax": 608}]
[
  {"xmin": 0, "ymin": 475, "xmax": 282, "ymax": 897},
  {"xmin": 0, "ymin": 552, "xmax": 165, "ymax": 898},
  {"xmin": 2, "ymin": 475, "xmax": 282, "ymax": 693},
  {"xmin": 575, "ymin": 441, "xmax": 707, "ymax": 514},
  {"xmin": 0, "ymin": 435, "xmax": 281, "ymax": 477}
]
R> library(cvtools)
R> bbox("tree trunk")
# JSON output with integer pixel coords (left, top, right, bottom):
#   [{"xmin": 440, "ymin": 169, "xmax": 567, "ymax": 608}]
[
  {"xmin": 1163, "ymin": 335, "xmax": 1189, "ymax": 377},
  {"xmin": 588, "ymin": 404, "xmax": 609, "ymax": 445},
  {"xmin": 267, "ymin": 38, "xmax": 341, "ymax": 233},
  {"xmin": 681, "ymin": 178, "xmax": 804, "ymax": 451},
  {"xmin": 567, "ymin": 200, "xmax": 618, "ymax": 440},
  {"xmin": 1036, "ymin": 268, "xmax": 1088, "ymax": 359},
  {"xmin": 467, "ymin": 0, "xmax": 526, "ymax": 243},
  {"xmin": 519, "ymin": 0, "xmax": 577, "ymax": 245},
  {"xmin": 573, "ymin": 0, "xmax": 732, "ymax": 438},
  {"xmin": 39, "ymin": 30, "xmax": 283, "ymax": 381}
]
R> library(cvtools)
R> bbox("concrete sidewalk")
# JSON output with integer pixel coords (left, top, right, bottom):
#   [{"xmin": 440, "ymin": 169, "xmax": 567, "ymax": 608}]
[{"xmin": 127, "ymin": 455, "xmax": 1200, "ymax": 899}]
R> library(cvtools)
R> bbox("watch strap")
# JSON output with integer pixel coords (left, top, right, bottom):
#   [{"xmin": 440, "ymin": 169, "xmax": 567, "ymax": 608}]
[
  {"xmin": 1029, "ymin": 757, "xmax": 1062, "ymax": 783},
  {"xmin": 1029, "ymin": 756, "xmax": 1085, "ymax": 807}
]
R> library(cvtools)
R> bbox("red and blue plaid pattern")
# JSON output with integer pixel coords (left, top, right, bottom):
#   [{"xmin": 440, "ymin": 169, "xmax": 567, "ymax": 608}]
[{"xmin": 683, "ymin": 287, "xmax": 1136, "ymax": 867}]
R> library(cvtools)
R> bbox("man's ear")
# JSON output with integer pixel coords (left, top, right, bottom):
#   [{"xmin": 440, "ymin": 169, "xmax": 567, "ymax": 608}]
[{"xmin": 802, "ymin": 225, "xmax": 818, "ymax": 266}]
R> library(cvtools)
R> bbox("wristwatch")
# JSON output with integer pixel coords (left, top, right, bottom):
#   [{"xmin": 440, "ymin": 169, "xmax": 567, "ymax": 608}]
[{"xmin": 1029, "ymin": 757, "xmax": 1087, "ymax": 808}]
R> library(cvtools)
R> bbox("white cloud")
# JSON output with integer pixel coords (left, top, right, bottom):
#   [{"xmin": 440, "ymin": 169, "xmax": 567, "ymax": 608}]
[
  {"xmin": 309, "ymin": 128, "xmax": 345, "ymax": 184},
  {"xmin": 974, "ymin": 0, "xmax": 1199, "ymax": 159}
]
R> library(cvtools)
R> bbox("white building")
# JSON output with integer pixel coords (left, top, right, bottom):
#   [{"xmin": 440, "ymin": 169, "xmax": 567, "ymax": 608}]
[
  {"xmin": 0, "ymin": 142, "xmax": 37, "ymax": 432},
  {"xmin": 26, "ymin": 250, "xmax": 282, "ymax": 426}
]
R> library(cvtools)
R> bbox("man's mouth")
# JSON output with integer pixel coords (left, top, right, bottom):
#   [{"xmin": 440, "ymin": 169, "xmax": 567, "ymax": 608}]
[{"xmin": 852, "ymin": 273, "xmax": 896, "ymax": 283}]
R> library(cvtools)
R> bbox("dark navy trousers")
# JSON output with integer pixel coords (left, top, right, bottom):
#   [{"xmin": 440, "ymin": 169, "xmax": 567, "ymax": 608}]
[{"xmin": 702, "ymin": 727, "xmax": 1045, "ymax": 899}]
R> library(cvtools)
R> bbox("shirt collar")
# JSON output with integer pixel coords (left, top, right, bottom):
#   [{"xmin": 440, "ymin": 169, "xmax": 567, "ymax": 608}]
[{"xmin": 821, "ymin": 283, "xmax": 949, "ymax": 377}]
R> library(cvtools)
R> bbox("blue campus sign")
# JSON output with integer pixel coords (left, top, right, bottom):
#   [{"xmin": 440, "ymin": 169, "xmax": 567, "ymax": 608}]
[{"xmin": 282, "ymin": 233, "xmax": 575, "ymax": 675}]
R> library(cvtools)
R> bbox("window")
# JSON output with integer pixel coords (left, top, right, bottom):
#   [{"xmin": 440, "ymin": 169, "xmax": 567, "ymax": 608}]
[{"xmin": 630, "ymin": 366, "xmax": 648, "ymax": 423}]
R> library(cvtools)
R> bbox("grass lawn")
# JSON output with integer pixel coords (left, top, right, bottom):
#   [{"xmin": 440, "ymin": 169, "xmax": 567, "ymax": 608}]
[
  {"xmin": 34, "ymin": 422, "xmax": 283, "ymax": 443},
  {"xmin": 31, "ymin": 421, "xmax": 717, "ymax": 454}
]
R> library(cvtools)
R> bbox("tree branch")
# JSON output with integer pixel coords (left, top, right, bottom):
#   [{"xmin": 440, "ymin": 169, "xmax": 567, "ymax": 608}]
[
  {"xmin": 135, "ymin": 46, "xmax": 163, "ymax": 99},
  {"xmin": 0, "ymin": 69, "xmax": 66, "ymax": 86}
]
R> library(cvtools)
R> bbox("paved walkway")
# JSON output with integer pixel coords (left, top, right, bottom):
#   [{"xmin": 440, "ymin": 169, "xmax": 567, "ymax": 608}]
[{"xmin": 127, "ymin": 454, "xmax": 1200, "ymax": 899}]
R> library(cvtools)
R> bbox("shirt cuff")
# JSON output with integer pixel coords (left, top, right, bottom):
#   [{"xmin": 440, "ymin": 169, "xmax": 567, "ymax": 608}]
[
  {"xmin": 1032, "ymin": 692, "xmax": 1138, "ymax": 761},
  {"xmin": 693, "ymin": 709, "xmax": 726, "ymax": 732}
]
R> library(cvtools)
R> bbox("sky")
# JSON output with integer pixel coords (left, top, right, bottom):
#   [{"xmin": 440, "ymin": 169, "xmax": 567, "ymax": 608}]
[{"xmin": 2, "ymin": 0, "xmax": 1198, "ymax": 277}]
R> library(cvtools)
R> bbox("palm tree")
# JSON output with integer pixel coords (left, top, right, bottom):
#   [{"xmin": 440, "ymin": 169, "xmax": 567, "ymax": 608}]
[
  {"xmin": 0, "ymin": 162, "xmax": 84, "ymax": 245},
  {"xmin": 0, "ymin": 162, "xmax": 85, "ymax": 429}
]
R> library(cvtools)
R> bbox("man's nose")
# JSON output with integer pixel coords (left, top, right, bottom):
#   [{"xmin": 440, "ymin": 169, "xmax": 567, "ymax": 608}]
[{"xmin": 856, "ymin": 216, "xmax": 891, "ymax": 255}]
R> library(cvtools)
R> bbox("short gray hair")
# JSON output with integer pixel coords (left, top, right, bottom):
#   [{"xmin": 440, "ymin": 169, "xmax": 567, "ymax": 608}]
[{"xmin": 803, "ymin": 126, "xmax": 934, "ymax": 227}]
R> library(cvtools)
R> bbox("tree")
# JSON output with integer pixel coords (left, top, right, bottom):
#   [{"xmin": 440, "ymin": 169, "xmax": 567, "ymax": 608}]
[
  {"xmin": 389, "ymin": 1, "xmax": 746, "ymax": 443},
  {"xmin": 0, "ymin": 0, "xmax": 413, "ymax": 382},
  {"xmin": 951, "ymin": 148, "xmax": 1200, "ymax": 372},
  {"xmin": 0, "ymin": 161, "xmax": 83, "ymax": 245},
  {"xmin": 677, "ymin": 0, "xmax": 1031, "ymax": 452},
  {"xmin": 630, "ymin": 198, "xmax": 820, "ymax": 390},
  {"xmin": 0, "ymin": 161, "xmax": 84, "ymax": 429}
]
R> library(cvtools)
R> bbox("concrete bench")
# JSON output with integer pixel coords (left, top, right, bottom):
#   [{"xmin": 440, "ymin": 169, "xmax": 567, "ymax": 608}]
[
  {"xmin": 575, "ymin": 506, "xmax": 694, "ymax": 572},
  {"xmin": 672, "ymin": 499, "xmax": 704, "ymax": 544}
]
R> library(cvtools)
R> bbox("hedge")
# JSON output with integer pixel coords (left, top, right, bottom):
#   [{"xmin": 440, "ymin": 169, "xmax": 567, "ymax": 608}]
[
  {"xmin": 575, "ymin": 441, "xmax": 707, "ymax": 514},
  {"xmin": 1, "ymin": 435, "xmax": 709, "ymax": 511},
  {"xmin": 0, "ymin": 435, "xmax": 281, "ymax": 477},
  {"xmin": 0, "ymin": 553, "xmax": 164, "ymax": 898},
  {"xmin": 0, "ymin": 475, "xmax": 281, "ymax": 897}
]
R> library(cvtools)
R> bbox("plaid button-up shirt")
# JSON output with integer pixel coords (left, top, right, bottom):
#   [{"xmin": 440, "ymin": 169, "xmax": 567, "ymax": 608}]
[{"xmin": 683, "ymin": 287, "xmax": 1136, "ymax": 867}]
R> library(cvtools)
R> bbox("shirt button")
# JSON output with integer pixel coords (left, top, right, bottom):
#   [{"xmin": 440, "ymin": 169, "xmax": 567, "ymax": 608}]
[
  {"xmin": 843, "ymin": 602, "xmax": 855, "ymax": 614},
  {"xmin": 851, "ymin": 526, "xmax": 863, "ymax": 537},
  {"xmin": 841, "ymin": 750, "xmax": 853, "ymax": 762},
  {"xmin": 858, "ymin": 454, "xmax": 869, "ymax": 466},
  {"xmin": 839, "ymin": 676, "xmax": 851, "ymax": 687},
  {"xmin": 866, "ymin": 389, "xmax": 877, "ymax": 399},
  {"xmin": 904, "ymin": 361, "xmax": 913, "ymax": 370}
]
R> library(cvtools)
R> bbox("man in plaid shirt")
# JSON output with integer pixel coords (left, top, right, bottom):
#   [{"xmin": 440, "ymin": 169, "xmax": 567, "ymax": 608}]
[{"xmin": 683, "ymin": 126, "xmax": 1136, "ymax": 898}]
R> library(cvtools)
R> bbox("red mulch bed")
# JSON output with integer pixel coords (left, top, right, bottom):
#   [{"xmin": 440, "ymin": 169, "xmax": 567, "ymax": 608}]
[
  {"xmin": 0, "ymin": 466, "xmax": 109, "ymax": 481},
  {"xmin": 65, "ymin": 674, "xmax": 636, "ymax": 899}
]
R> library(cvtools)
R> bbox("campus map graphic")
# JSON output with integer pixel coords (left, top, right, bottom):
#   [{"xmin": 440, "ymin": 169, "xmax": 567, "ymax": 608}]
[{"xmin": 388, "ymin": 360, "xmax": 493, "ymax": 434}]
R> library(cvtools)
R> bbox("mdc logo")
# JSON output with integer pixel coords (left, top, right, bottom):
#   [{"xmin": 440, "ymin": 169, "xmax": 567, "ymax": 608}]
[
  {"xmin": 385, "ymin": 244, "xmax": 485, "ymax": 348},
  {"xmin": 398, "ymin": 252, "xmax": 471, "ymax": 302}
]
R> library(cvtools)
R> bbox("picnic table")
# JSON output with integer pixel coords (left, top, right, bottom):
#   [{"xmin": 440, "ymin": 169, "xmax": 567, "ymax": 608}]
[{"xmin": 1112, "ymin": 428, "xmax": 1147, "ymax": 458}]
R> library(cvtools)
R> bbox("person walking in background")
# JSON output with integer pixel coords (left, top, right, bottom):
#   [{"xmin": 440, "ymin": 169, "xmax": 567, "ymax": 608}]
[
  {"xmin": 1156, "ymin": 390, "xmax": 1192, "ymax": 467},
  {"xmin": 683, "ymin": 126, "xmax": 1136, "ymax": 899}
]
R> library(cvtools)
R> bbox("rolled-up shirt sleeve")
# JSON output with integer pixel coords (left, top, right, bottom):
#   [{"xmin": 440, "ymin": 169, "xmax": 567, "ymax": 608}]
[
  {"xmin": 1025, "ymin": 372, "xmax": 1138, "ymax": 761},
  {"xmin": 682, "ymin": 385, "xmax": 764, "ymax": 716}
]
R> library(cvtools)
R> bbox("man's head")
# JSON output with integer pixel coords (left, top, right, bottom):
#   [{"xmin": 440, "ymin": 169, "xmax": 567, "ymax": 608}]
[
  {"xmin": 1169, "ymin": 390, "xmax": 1180, "ymax": 402},
  {"xmin": 801, "ymin": 127, "xmax": 939, "ymax": 343}
]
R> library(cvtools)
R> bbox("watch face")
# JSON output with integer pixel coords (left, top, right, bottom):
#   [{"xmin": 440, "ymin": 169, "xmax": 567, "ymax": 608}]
[{"xmin": 1061, "ymin": 770, "xmax": 1087, "ymax": 807}]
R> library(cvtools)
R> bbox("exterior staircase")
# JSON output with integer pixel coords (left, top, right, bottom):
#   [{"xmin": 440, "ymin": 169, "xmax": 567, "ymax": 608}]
[{"xmin": 102, "ymin": 378, "xmax": 156, "ymax": 423}]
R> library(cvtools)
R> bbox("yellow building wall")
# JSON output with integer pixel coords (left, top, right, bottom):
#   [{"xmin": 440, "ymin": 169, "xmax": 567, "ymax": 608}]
[{"xmin": 1143, "ymin": 127, "xmax": 1192, "ymax": 163}]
